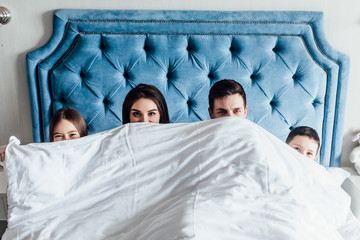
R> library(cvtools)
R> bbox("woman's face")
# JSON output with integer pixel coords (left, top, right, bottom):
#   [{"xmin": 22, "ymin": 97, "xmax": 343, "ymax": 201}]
[
  {"xmin": 130, "ymin": 98, "xmax": 160, "ymax": 123},
  {"xmin": 53, "ymin": 119, "xmax": 81, "ymax": 142}
]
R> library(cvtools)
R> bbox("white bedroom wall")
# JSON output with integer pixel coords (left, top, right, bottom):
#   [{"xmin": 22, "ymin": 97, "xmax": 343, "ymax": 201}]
[{"xmin": 0, "ymin": 0, "xmax": 359, "ymax": 166}]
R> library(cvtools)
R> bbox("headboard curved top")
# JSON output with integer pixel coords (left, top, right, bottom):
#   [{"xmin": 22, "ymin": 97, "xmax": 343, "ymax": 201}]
[{"xmin": 26, "ymin": 10, "xmax": 349, "ymax": 167}]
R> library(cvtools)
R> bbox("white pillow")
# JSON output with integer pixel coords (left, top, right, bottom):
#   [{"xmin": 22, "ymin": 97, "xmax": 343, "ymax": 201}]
[{"xmin": 326, "ymin": 167, "xmax": 351, "ymax": 186}]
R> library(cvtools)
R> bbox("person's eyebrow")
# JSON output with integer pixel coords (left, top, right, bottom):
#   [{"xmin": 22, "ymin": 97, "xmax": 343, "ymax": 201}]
[
  {"xmin": 147, "ymin": 109, "xmax": 158, "ymax": 112},
  {"xmin": 131, "ymin": 109, "xmax": 141, "ymax": 112},
  {"xmin": 67, "ymin": 130, "xmax": 78, "ymax": 133}
]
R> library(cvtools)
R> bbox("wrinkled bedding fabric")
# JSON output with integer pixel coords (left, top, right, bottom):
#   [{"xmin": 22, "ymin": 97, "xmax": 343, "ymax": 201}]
[{"xmin": 2, "ymin": 118, "xmax": 357, "ymax": 239}]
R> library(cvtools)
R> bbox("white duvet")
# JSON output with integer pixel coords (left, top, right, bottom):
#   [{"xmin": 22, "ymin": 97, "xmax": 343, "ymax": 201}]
[{"xmin": 2, "ymin": 117, "xmax": 359, "ymax": 239}]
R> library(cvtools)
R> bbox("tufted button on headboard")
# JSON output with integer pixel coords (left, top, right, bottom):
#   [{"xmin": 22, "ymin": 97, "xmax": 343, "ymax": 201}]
[{"xmin": 26, "ymin": 10, "xmax": 349, "ymax": 167}]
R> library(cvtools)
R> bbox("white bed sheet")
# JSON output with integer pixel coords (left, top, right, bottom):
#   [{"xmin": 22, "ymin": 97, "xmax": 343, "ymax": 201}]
[{"xmin": 2, "ymin": 117, "xmax": 359, "ymax": 239}]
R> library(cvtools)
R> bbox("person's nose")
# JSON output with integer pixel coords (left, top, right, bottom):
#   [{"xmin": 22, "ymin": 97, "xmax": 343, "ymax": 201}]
[
  {"xmin": 64, "ymin": 135, "xmax": 70, "ymax": 140},
  {"xmin": 141, "ymin": 115, "xmax": 149, "ymax": 122},
  {"xmin": 227, "ymin": 112, "xmax": 234, "ymax": 117}
]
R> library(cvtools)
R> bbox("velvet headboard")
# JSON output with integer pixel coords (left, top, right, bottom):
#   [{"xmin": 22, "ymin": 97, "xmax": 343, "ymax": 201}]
[{"xmin": 26, "ymin": 10, "xmax": 349, "ymax": 167}]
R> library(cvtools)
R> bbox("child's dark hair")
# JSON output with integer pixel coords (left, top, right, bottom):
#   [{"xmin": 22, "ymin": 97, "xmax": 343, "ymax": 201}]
[{"xmin": 286, "ymin": 126, "xmax": 320, "ymax": 152}]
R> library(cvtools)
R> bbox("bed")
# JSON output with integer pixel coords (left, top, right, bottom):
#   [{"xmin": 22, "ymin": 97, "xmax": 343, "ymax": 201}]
[{"xmin": 3, "ymin": 9, "xmax": 359, "ymax": 239}]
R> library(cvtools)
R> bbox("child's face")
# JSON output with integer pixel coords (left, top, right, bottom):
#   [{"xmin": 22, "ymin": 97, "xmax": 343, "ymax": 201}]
[
  {"xmin": 288, "ymin": 135, "xmax": 318, "ymax": 160},
  {"xmin": 53, "ymin": 119, "xmax": 81, "ymax": 142}
]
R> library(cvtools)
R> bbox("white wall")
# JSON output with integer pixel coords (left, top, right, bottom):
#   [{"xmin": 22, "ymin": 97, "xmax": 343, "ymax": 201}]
[{"xmin": 0, "ymin": 0, "xmax": 359, "ymax": 166}]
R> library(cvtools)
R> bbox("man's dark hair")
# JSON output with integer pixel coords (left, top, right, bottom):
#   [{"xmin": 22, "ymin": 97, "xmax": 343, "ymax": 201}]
[
  {"xmin": 208, "ymin": 79, "xmax": 246, "ymax": 112},
  {"xmin": 286, "ymin": 126, "xmax": 321, "ymax": 153}
]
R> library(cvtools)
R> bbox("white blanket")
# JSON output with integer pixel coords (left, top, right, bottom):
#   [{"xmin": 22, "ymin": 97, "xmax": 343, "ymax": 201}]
[{"xmin": 2, "ymin": 118, "xmax": 357, "ymax": 239}]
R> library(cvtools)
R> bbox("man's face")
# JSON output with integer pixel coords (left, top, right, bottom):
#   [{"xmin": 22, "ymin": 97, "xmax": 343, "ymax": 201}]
[{"xmin": 209, "ymin": 93, "xmax": 248, "ymax": 119}]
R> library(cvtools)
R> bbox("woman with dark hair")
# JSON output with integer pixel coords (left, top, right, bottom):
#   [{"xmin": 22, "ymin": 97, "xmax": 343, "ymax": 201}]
[
  {"xmin": 122, "ymin": 84, "xmax": 170, "ymax": 124},
  {"xmin": 49, "ymin": 107, "xmax": 88, "ymax": 142}
]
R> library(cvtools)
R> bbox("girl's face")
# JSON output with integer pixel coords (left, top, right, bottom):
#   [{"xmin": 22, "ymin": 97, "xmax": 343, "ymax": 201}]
[
  {"xmin": 53, "ymin": 119, "xmax": 81, "ymax": 142},
  {"xmin": 129, "ymin": 98, "xmax": 160, "ymax": 123}
]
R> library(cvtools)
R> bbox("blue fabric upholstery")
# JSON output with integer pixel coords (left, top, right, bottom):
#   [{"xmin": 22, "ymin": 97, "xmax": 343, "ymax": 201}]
[{"xmin": 26, "ymin": 10, "xmax": 349, "ymax": 167}]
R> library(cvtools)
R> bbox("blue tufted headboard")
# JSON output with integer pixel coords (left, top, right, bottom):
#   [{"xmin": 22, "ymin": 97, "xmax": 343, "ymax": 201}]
[{"xmin": 26, "ymin": 10, "xmax": 349, "ymax": 167}]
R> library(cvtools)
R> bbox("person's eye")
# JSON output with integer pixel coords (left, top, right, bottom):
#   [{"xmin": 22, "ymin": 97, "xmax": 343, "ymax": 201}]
[
  {"xmin": 54, "ymin": 134, "xmax": 63, "ymax": 139},
  {"xmin": 293, "ymin": 147, "xmax": 300, "ymax": 151},
  {"xmin": 234, "ymin": 109, "xmax": 242, "ymax": 113},
  {"xmin": 307, "ymin": 152, "xmax": 313, "ymax": 156},
  {"xmin": 148, "ymin": 111, "xmax": 157, "ymax": 116},
  {"xmin": 132, "ymin": 112, "xmax": 141, "ymax": 117},
  {"xmin": 217, "ymin": 110, "xmax": 226, "ymax": 115},
  {"xmin": 70, "ymin": 133, "xmax": 79, "ymax": 137}
]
